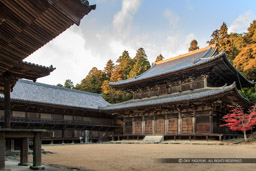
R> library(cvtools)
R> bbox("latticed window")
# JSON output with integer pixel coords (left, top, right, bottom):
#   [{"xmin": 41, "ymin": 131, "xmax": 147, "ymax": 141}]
[
  {"xmin": 52, "ymin": 114, "xmax": 63, "ymax": 120},
  {"xmin": 182, "ymin": 83, "xmax": 191, "ymax": 91},
  {"xmin": 172, "ymin": 85, "xmax": 180, "ymax": 93},
  {"xmin": 151, "ymin": 88, "xmax": 159, "ymax": 96},
  {"xmin": 134, "ymin": 92, "xmax": 141, "ymax": 99},
  {"xmin": 192, "ymin": 80, "xmax": 204, "ymax": 89},
  {"xmin": 141, "ymin": 90, "xmax": 148, "ymax": 98},
  {"xmin": 159, "ymin": 84, "xmax": 167, "ymax": 95}
]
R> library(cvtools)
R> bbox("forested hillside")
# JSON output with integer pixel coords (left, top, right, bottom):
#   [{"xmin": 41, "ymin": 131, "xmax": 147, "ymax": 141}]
[{"xmin": 58, "ymin": 20, "xmax": 256, "ymax": 104}]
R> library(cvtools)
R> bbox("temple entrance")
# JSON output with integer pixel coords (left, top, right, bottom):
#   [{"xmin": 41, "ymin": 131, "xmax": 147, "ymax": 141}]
[
  {"xmin": 168, "ymin": 118, "xmax": 178, "ymax": 134},
  {"xmin": 145, "ymin": 117, "xmax": 153, "ymax": 134},
  {"xmin": 196, "ymin": 115, "xmax": 210, "ymax": 133},
  {"xmin": 155, "ymin": 116, "xmax": 165, "ymax": 134},
  {"xmin": 125, "ymin": 121, "xmax": 132, "ymax": 134},
  {"xmin": 182, "ymin": 117, "xmax": 193, "ymax": 134},
  {"xmin": 135, "ymin": 120, "xmax": 142, "ymax": 134}
]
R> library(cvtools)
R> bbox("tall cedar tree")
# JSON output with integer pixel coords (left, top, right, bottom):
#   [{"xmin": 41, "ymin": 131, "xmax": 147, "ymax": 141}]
[
  {"xmin": 244, "ymin": 20, "xmax": 256, "ymax": 43},
  {"xmin": 188, "ymin": 40, "xmax": 199, "ymax": 52},
  {"xmin": 233, "ymin": 44, "xmax": 256, "ymax": 80},
  {"xmin": 128, "ymin": 48, "xmax": 151, "ymax": 78},
  {"xmin": 208, "ymin": 20, "xmax": 256, "ymax": 103},
  {"xmin": 110, "ymin": 50, "xmax": 133, "ymax": 82},
  {"xmin": 155, "ymin": 54, "xmax": 164, "ymax": 63},
  {"xmin": 104, "ymin": 60, "xmax": 114, "ymax": 80},
  {"xmin": 208, "ymin": 22, "xmax": 235, "ymax": 61},
  {"xmin": 105, "ymin": 50, "xmax": 134, "ymax": 103},
  {"xmin": 75, "ymin": 67, "xmax": 106, "ymax": 93}
]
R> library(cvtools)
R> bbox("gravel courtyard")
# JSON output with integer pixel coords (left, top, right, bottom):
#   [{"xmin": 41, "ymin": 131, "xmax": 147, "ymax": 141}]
[{"xmin": 41, "ymin": 144, "xmax": 256, "ymax": 171}]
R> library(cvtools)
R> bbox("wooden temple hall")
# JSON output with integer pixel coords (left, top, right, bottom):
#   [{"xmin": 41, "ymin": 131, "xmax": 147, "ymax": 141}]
[
  {"xmin": 102, "ymin": 44, "xmax": 255, "ymax": 141},
  {"xmin": 0, "ymin": 0, "xmax": 97, "ymax": 170}
]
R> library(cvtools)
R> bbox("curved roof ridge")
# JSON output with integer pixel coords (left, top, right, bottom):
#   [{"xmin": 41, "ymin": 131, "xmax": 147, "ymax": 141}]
[
  {"xmin": 18, "ymin": 79, "xmax": 103, "ymax": 97},
  {"xmin": 155, "ymin": 44, "xmax": 216, "ymax": 65},
  {"xmin": 220, "ymin": 50, "xmax": 255, "ymax": 86},
  {"xmin": 21, "ymin": 61, "xmax": 55, "ymax": 70},
  {"xmin": 101, "ymin": 81, "xmax": 242, "ymax": 110},
  {"xmin": 206, "ymin": 82, "xmax": 236, "ymax": 90}
]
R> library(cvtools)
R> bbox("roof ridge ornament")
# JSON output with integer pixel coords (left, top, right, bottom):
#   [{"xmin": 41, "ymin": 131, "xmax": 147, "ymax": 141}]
[
  {"xmin": 80, "ymin": 0, "xmax": 89, "ymax": 5},
  {"xmin": 80, "ymin": 0, "xmax": 96, "ymax": 10}
]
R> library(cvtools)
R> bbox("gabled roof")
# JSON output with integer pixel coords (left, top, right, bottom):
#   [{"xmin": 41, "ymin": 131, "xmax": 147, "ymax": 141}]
[
  {"xmin": 0, "ymin": 80, "xmax": 109, "ymax": 110},
  {"xmin": 101, "ymin": 83, "xmax": 251, "ymax": 111},
  {"xmin": 0, "ymin": 0, "xmax": 95, "ymax": 91},
  {"xmin": 110, "ymin": 44, "xmax": 254, "ymax": 89},
  {"xmin": 0, "ymin": 61, "xmax": 55, "ymax": 93},
  {"xmin": 110, "ymin": 45, "xmax": 217, "ymax": 87}
]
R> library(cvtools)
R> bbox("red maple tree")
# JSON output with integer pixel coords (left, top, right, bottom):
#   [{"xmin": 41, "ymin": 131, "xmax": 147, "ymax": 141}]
[{"xmin": 220, "ymin": 105, "xmax": 256, "ymax": 141}]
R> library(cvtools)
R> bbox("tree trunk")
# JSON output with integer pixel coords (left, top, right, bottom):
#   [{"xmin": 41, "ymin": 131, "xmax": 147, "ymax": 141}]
[{"xmin": 243, "ymin": 130, "xmax": 247, "ymax": 142}]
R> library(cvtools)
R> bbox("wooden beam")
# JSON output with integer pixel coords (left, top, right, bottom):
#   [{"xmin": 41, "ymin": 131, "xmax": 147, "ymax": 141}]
[{"xmin": 4, "ymin": 73, "xmax": 11, "ymax": 128}]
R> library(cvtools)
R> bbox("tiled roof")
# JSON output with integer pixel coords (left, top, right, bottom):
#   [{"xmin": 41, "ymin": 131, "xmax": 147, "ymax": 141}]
[
  {"xmin": 21, "ymin": 61, "xmax": 55, "ymax": 71},
  {"xmin": 101, "ymin": 83, "xmax": 249, "ymax": 110},
  {"xmin": 0, "ymin": 80, "xmax": 109, "ymax": 110},
  {"xmin": 110, "ymin": 45, "xmax": 217, "ymax": 86}
]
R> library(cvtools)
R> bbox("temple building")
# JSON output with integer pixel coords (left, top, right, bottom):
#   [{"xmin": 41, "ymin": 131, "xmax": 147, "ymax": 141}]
[
  {"xmin": 102, "ymin": 44, "xmax": 254, "ymax": 140},
  {"xmin": 0, "ymin": 0, "xmax": 96, "ymax": 169},
  {"xmin": 0, "ymin": 80, "xmax": 118, "ymax": 144}
]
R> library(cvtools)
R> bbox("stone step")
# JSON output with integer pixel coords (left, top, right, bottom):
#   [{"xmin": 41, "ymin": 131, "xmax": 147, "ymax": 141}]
[{"xmin": 143, "ymin": 135, "xmax": 164, "ymax": 143}]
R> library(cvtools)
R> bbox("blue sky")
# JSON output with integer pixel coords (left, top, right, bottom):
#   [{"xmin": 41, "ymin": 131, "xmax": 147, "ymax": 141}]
[{"xmin": 26, "ymin": 0, "xmax": 256, "ymax": 86}]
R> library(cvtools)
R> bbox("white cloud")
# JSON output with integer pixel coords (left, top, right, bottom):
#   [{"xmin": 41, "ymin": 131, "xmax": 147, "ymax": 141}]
[
  {"xmin": 112, "ymin": 0, "xmax": 141, "ymax": 39},
  {"xmin": 229, "ymin": 11, "xmax": 256, "ymax": 34},
  {"xmin": 25, "ymin": 1, "xmax": 203, "ymax": 87},
  {"xmin": 164, "ymin": 9, "xmax": 180, "ymax": 27},
  {"xmin": 25, "ymin": 25, "xmax": 105, "ymax": 85}
]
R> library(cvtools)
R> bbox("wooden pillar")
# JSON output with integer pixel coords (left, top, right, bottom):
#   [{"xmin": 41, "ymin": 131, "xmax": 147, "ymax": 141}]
[
  {"xmin": 164, "ymin": 114, "xmax": 168, "ymax": 135},
  {"xmin": 132, "ymin": 118, "xmax": 135, "ymax": 134},
  {"xmin": 192, "ymin": 110, "xmax": 196, "ymax": 134},
  {"xmin": 72, "ymin": 130, "xmax": 75, "ymax": 144},
  {"xmin": 4, "ymin": 75, "xmax": 11, "ymax": 128},
  {"xmin": 179, "ymin": 81, "xmax": 182, "ymax": 92},
  {"xmin": 85, "ymin": 130, "xmax": 89, "ymax": 143},
  {"xmin": 19, "ymin": 137, "xmax": 29, "ymax": 166},
  {"xmin": 178, "ymin": 111, "xmax": 182, "ymax": 134},
  {"xmin": 209, "ymin": 111, "xmax": 213, "ymax": 133},
  {"xmin": 11, "ymin": 139, "xmax": 15, "ymax": 151},
  {"xmin": 190, "ymin": 77, "xmax": 194, "ymax": 90},
  {"xmin": 123, "ymin": 117, "xmax": 126, "ymax": 134},
  {"xmin": 203, "ymin": 75, "xmax": 208, "ymax": 88},
  {"xmin": 142, "ymin": 116, "xmax": 145, "ymax": 135},
  {"xmin": 152, "ymin": 116, "xmax": 155, "ymax": 134},
  {"xmin": 0, "ymin": 132, "xmax": 5, "ymax": 170},
  {"xmin": 30, "ymin": 132, "xmax": 44, "ymax": 169},
  {"xmin": 62, "ymin": 129, "xmax": 65, "ymax": 144}
]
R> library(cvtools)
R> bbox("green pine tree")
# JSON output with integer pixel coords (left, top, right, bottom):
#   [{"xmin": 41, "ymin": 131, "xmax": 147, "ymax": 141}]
[{"xmin": 128, "ymin": 48, "xmax": 151, "ymax": 78}]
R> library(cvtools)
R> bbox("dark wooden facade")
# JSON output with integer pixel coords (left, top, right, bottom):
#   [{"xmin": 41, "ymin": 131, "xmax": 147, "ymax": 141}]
[
  {"xmin": 105, "ymin": 45, "xmax": 254, "ymax": 139},
  {"xmin": 0, "ymin": 108, "xmax": 116, "ymax": 143},
  {"xmin": 0, "ymin": 79, "xmax": 120, "ymax": 143}
]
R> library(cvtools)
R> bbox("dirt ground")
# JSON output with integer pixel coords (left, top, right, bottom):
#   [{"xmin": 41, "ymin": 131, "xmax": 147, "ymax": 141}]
[{"xmin": 39, "ymin": 144, "xmax": 256, "ymax": 171}]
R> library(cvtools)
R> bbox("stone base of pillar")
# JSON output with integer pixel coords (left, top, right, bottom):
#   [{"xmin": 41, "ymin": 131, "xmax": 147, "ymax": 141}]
[
  {"xmin": 30, "ymin": 165, "xmax": 45, "ymax": 170},
  {"xmin": 18, "ymin": 163, "xmax": 29, "ymax": 166}
]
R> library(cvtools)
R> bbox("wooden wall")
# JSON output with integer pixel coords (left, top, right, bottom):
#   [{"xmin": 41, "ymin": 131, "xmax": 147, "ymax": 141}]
[
  {"xmin": 133, "ymin": 75, "xmax": 206, "ymax": 99},
  {"xmin": 123, "ymin": 105, "xmax": 223, "ymax": 135}
]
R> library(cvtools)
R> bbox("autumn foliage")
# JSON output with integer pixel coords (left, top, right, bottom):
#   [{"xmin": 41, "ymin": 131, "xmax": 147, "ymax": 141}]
[{"xmin": 220, "ymin": 105, "xmax": 256, "ymax": 141}]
